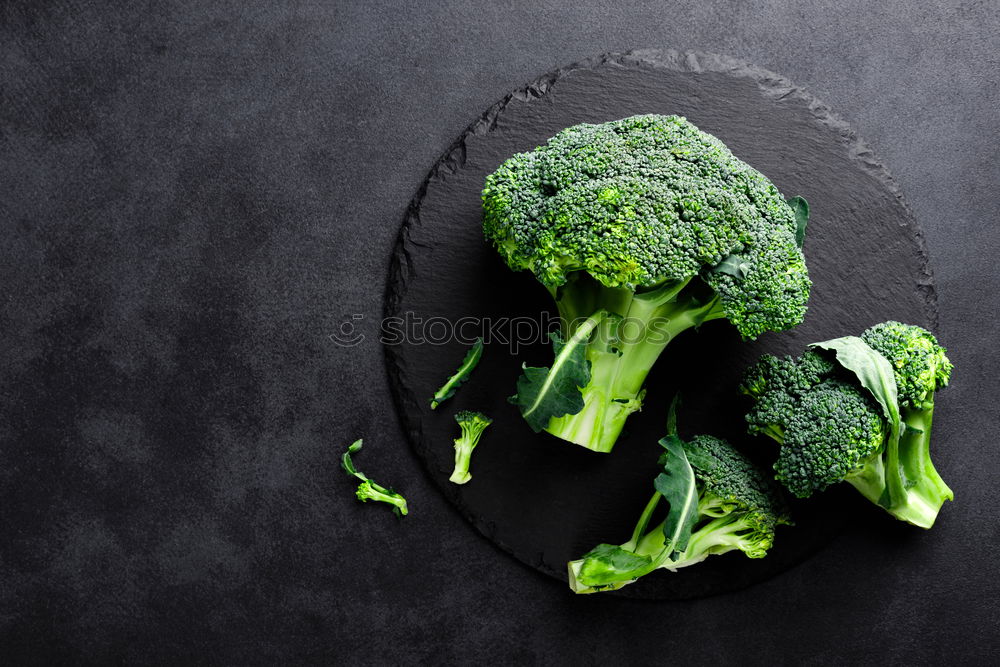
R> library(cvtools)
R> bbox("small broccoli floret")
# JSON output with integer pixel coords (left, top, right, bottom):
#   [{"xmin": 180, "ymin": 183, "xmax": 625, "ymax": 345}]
[
  {"xmin": 742, "ymin": 349, "xmax": 839, "ymax": 444},
  {"xmin": 341, "ymin": 440, "xmax": 409, "ymax": 517},
  {"xmin": 355, "ymin": 479, "xmax": 410, "ymax": 515},
  {"xmin": 450, "ymin": 411, "xmax": 492, "ymax": 485},
  {"xmin": 486, "ymin": 115, "xmax": 812, "ymax": 453},
  {"xmin": 567, "ymin": 432, "xmax": 790, "ymax": 594},
  {"xmin": 861, "ymin": 321, "xmax": 953, "ymax": 408},
  {"xmin": 742, "ymin": 324, "xmax": 954, "ymax": 528}
]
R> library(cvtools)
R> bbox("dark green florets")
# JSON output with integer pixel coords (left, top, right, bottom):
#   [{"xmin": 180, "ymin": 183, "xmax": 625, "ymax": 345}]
[
  {"xmin": 741, "ymin": 348, "xmax": 886, "ymax": 498},
  {"xmin": 775, "ymin": 380, "xmax": 885, "ymax": 497},
  {"xmin": 741, "ymin": 325, "xmax": 954, "ymax": 528},
  {"xmin": 741, "ymin": 349, "xmax": 835, "ymax": 399},
  {"xmin": 861, "ymin": 321, "xmax": 953, "ymax": 408},
  {"xmin": 482, "ymin": 114, "xmax": 810, "ymax": 339},
  {"xmin": 682, "ymin": 435, "xmax": 791, "ymax": 530},
  {"xmin": 455, "ymin": 410, "xmax": 493, "ymax": 436},
  {"xmin": 741, "ymin": 349, "xmax": 837, "ymax": 439}
]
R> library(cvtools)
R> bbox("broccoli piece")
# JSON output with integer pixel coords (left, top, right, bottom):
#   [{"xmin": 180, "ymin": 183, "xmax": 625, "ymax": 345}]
[
  {"xmin": 741, "ymin": 322, "xmax": 953, "ymax": 528},
  {"xmin": 450, "ymin": 411, "xmax": 492, "ymax": 485},
  {"xmin": 861, "ymin": 321, "xmax": 953, "ymax": 408},
  {"xmin": 862, "ymin": 321, "xmax": 954, "ymax": 523},
  {"xmin": 430, "ymin": 338, "xmax": 484, "ymax": 410},
  {"xmin": 341, "ymin": 440, "xmax": 409, "ymax": 516},
  {"xmin": 567, "ymin": 433, "xmax": 790, "ymax": 594},
  {"xmin": 484, "ymin": 114, "xmax": 811, "ymax": 453}
]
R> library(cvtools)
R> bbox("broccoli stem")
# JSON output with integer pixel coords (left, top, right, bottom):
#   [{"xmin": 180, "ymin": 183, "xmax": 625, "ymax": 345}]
[
  {"xmin": 887, "ymin": 396, "xmax": 953, "ymax": 528},
  {"xmin": 845, "ymin": 454, "xmax": 888, "ymax": 506},
  {"xmin": 545, "ymin": 275, "xmax": 725, "ymax": 452},
  {"xmin": 449, "ymin": 441, "xmax": 474, "ymax": 484},
  {"xmin": 568, "ymin": 495, "xmax": 760, "ymax": 594},
  {"xmin": 841, "ymin": 396, "xmax": 952, "ymax": 528},
  {"xmin": 633, "ymin": 513, "xmax": 763, "ymax": 569}
]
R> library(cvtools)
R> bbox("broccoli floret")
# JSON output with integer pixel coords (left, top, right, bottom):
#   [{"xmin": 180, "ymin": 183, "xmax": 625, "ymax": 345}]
[
  {"xmin": 776, "ymin": 380, "xmax": 886, "ymax": 498},
  {"xmin": 741, "ymin": 323, "xmax": 954, "ymax": 528},
  {"xmin": 861, "ymin": 321, "xmax": 953, "ymax": 408},
  {"xmin": 567, "ymin": 433, "xmax": 790, "ymax": 594},
  {"xmin": 742, "ymin": 349, "xmax": 839, "ymax": 443},
  {"xmin": 449, "ymin": 411, "xmax": 492, "ymax": 485},
  {"xmin": 341, "ymin": 440, "xmax": 409, "ymax": 517},
  {"xmin": 485, "ymin": 115, "xmax": 811, "ymax": 453}
]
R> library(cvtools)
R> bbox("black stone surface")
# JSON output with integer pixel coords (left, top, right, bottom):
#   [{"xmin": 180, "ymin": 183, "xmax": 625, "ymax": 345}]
[
  {"xmin": 386, "ymin": 50, "xmax": 936, "ymax": 600},
  {"xmin": 1, "ymin": 2, "xmax": 998, "ymax": 664}
]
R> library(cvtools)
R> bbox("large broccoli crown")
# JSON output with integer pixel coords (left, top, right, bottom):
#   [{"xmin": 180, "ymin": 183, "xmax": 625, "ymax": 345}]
[
  {"xmin": 681, "ymin": 435, "xmax": 791, "ymax": 529},
  {"xmin": 482, "ymin": 114, "xmax": 810, "ymax": 339},
  {"xmin": 775, "ymin": 380, "xmax": 886, "ymax": 498},
  {"xmin": 861, "ymin": 321, "xmax": 953, "ymax": 408}
]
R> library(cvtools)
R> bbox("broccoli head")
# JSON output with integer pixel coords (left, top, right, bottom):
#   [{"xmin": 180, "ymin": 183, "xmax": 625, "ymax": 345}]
[
  {"xmin": 485, "ymin": 114, "xmax": 811, "ymax": 453},
  {"xmin": 740, "ymin": 322, "xmax": 954, "ymax": 528}
]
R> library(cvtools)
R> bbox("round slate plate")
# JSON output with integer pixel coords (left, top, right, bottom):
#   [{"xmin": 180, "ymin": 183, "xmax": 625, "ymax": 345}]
[{"xmin": 384, "ymin": 50, "xmax": 936, "ymax": 599}]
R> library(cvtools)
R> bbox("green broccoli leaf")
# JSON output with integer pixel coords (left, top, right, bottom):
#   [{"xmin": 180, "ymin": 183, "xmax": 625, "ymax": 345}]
[
  {"xmin": 665, "ymin": 394, "xmax": 680, "ymax": 437},
  {"xmin": 710, "ymin": 254, "xmax": 751, "ymax": 280},
  {"xmin": 654, "ymin": 435, "xmax": 699, "ymax": 559},
  {"xmin": 430, "ymin": 338, "xmax": 484, "ymax": 409},
  {"xmin": 510, "ymin": 311, "xmax": 606, "ymax": 432},
  {"xmin": 787, "ymin": 196, "xmax": 809, "ymax": 249},
  {"xmin": 341, "ymin": 439, "xmax": 365, "ymax": 479},
  {"xmin": 810, "ymin": 336, "xmax": 904, "ymax": 508}
]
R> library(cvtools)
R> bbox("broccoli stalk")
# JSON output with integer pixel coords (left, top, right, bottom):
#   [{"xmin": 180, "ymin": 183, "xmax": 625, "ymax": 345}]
[
  {"xmin": 567, "ymin": 432, "xmax": 790, "ymax": 594},
  {"xmin": 860, "ymin": 321, "xmax": 954, "ymax": 526},
  {"xmin": 484, "ymin": 114, "xmax": 811, "ymax": 454},
  {"xmin": 544, "ymin": 273, "xmax": 726, "ymax": 452},
  {"xmin": 892, "ymin": 394, "xmax": 953, "ymax": 525},
  {"xmin": 449, "ymin": 411, "xmax": 492, "ymax": 485}
]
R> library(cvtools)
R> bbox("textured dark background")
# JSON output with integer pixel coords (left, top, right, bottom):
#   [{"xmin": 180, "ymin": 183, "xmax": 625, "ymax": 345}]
[{"xmin": 1, "ymin": 1, "xmax": 997, "ymax": 664}]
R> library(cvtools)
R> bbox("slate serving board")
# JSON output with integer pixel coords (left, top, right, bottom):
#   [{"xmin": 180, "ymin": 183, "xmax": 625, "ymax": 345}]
[{"xmin": 384, "ymin": 50, "xmax": 936, "ymax": 599}]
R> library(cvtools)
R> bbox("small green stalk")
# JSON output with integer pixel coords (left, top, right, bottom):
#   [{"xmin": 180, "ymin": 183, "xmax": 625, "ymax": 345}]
[
  {"xmin": 546, "ymin": 276, "xmax": 725, "ymax": 452},
  {"xmin": 430, "ymin": 338, "xmax": 483, "ymax": 409},
  {"xmin": 886, "ymin": 396, "xmax": 953, "ymax": 528},
  {"xmin": 450, "ymin": 445, "xmax": 474, "ymax": 484}
]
